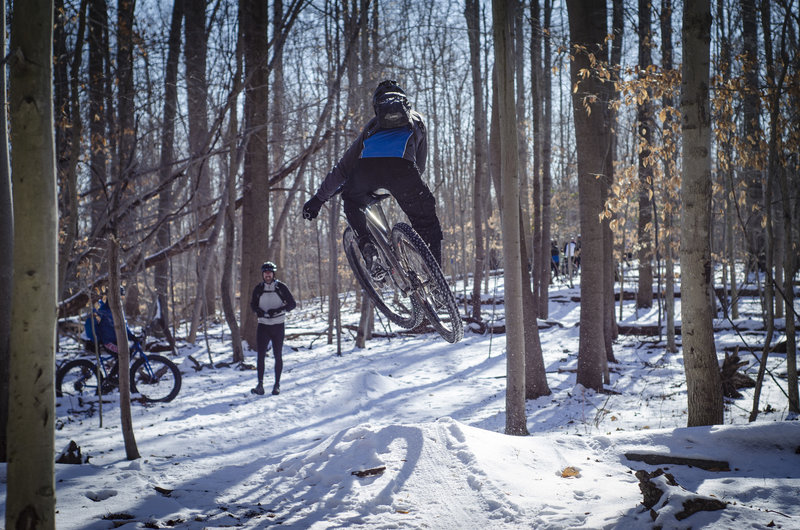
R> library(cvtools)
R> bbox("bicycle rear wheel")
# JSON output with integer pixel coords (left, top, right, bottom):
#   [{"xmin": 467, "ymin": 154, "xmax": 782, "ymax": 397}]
[
  {"xmin": 343, "ymin": 227, "xmax": 422, "ymax": 329},
  {"xmin": 56, "ymin": 359, "xmax": 100, "ymax": 398},
  {"xmin": 392, "ymin": 223, "xmax": 463, "ymax": 343},
  {"xmin": 130, "ymin": 354, "xmax": 181, "ymax": 402}
]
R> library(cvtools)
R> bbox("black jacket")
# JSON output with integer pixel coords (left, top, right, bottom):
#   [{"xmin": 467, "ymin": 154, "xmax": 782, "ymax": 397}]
[{"xmin": 314, "ymin": 111, "xmax": 427, "ymax": 203}]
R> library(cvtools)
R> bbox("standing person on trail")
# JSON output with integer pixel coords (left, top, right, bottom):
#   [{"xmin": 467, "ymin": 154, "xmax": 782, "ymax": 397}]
[
  {"xmin": 249, "ymin": 261, "xmax": 296, "ymax": 396},
  {"xmin": 302, "ymin": 79, "xmax": 443, "ymax": 279}
]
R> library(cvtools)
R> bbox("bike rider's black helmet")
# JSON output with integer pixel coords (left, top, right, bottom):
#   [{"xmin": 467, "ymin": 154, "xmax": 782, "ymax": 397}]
[
  {"xmin": 261, "ymin": 261, "xmax": 277, "ymax": 273},
  {"xmin": 372, "ymin": 80, "xmax": 406, "ymax": 110}
]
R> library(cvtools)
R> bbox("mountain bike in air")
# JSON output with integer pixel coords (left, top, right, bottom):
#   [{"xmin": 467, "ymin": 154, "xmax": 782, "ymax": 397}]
[{"xmin": 340, "ymin": 192, "xmax": 463, "ymax": 343}]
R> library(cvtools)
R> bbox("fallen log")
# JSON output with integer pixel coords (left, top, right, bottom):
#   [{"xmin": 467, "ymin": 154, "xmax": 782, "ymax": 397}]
[{"xmin": 625, "ymin": 453, "xmax": 730, "ymax": 471}]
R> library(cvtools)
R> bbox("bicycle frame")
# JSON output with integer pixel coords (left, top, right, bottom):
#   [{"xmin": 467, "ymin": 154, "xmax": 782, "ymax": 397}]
[
  {"xmin": 362, "ymin": 194, "xmax": 416, "ymax": 294},
  {"xmin": 92, "ymin": 339, "xmax": 147, "ymax": 385}
]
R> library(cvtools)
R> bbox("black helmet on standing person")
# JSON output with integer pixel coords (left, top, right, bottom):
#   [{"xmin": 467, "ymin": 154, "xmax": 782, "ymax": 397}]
[{"xmin": 261, "ymin": 261, "xmax": 277, "ymax": 273}]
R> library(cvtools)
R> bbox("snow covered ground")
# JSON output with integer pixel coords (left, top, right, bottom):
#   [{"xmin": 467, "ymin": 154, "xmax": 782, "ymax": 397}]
[{"xmin": 2, "ymin": 272, "xmax": 798, "ymax": 529}]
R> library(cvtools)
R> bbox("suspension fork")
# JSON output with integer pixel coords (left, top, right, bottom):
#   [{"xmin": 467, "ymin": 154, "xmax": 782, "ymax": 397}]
[{"xmin": 364, "ymin": 203, "xmax": 413, "ymax": 293}]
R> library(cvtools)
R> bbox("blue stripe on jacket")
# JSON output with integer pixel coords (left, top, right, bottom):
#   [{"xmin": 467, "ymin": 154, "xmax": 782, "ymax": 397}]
[{"xmin": 360, "ymin": 127, "xmax": 413, "ymax": 158}]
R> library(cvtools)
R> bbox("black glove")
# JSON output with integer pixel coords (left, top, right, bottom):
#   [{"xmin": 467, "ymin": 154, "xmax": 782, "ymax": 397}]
[
  {"xmin": 303, "ymin": 196, "xmax": 324, "ymax": 220},
  {"xmin": 256, "ymin": 309, "xmax": 266, "ymax": 318},
  {"xmin": 267, "ymin": 306, "xmax": 285, "ymax": 317}
]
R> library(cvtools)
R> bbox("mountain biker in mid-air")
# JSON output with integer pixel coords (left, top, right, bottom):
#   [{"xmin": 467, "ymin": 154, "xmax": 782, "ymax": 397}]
[{"xmin": 302, "ymin": 79, "xmax": 443, "ymax": 279}]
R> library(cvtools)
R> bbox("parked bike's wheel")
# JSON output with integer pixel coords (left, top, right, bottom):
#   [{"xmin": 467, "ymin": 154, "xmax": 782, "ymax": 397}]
[
  {"xmin": 392, "ymin": 223, "xmax": 463, "ymax": 343},
  {"xmin": 130, "ymin": 354, "xmax": 181, "ymax": 402},
  {"xmin": 343, "ymin": 227, "xmax": 422, "ymax": 329},
  {"xmin": 56, "ymin": 359, "xmax": 100, "ymax": 398}
]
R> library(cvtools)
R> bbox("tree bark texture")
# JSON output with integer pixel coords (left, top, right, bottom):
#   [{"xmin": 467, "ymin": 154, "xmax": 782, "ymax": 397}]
[
  {"xmin": 566, "ymin": 0, "xmax": 608, "ymax": 391},
  {"xmin": 739, "ymin": 0, "xmax": 765, "ymax": 273},
  {"xmin": 0, "ymin": 0, "xmax": 11, "ymax": 464},
  {"xmin": 680, "ymin": 0, "xmax": 724, "ymax": 426},
  {"xmin": 155, "ymin": 0, "xmax": 184, "ymax": 349},
  {"xmin": 239, "ymin": 0, "xmax": 270, "ymax": 348},
  {"xmin": 636, "ymin": 0, "xmax": 654, "ymax": 309},
  {"xmin": 492, "ymin": 0, "xmax": 528, "ymax": 436},
  {"xmin": 185, "ymin": 0, "xmax": 217, "ymax": 320},
  {"xmin": 108, "ymin": 236, "xmax": 140, "ymax": 460},
  {"xmin": 7, "ymin": 0, "xmax": 58, "ymax": 525},
  {"xmin": 465, "ymin": 0, "xmax": 488, "ymax": 321}
]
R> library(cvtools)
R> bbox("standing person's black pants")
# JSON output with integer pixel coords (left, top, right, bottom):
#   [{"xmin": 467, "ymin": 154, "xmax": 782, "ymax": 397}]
[
  {"xmin": 256, "ymin": 323, "xmax": 285, "ymax": 387},
  {"xmin": 342, "ymin": 157, "xmax": 443, "ymax": 264}
]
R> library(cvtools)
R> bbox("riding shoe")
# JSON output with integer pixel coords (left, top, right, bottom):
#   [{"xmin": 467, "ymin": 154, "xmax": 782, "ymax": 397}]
[{"xmin": 361, "ymin": 242, "xmax": 386, "ymax": 281}]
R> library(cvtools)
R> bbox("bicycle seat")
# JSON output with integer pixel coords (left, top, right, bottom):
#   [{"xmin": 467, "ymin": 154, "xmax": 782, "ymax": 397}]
[{"xmin": 366, "ymin": 191, "xmax": 391, "ymax": 206}]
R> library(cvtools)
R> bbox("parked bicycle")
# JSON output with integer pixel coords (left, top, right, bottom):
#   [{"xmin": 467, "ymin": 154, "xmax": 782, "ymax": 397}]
[
  {"xmin": 56, "ymin": 331, "xmax": 181, "ymax": 403},
  {"xmin": 341, "ymin": 192, "xmax": 463, "ymax": 343}
]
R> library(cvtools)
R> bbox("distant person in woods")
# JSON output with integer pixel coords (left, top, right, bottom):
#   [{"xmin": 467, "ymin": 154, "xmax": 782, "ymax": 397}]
[
  {"xmin": 302, "ymin": 79, "xmax": 443, "ymax": 278},
  {"xmin": 564, "ymin": 238, "xmax": 577, "ymax": 277},
  {"xmin": 550, "ymin": 240, "xmax": 560, "ymax": 279},
  {"xmin": 250, "ymin": 261, "xmax": 296, "ymax": 396},
  {"xmin": 84, "ymin": 287, "xmax": 135, "ymax": 353}
]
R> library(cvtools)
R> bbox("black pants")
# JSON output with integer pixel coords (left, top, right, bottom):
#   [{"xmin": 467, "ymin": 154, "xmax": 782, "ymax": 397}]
[
  {"xmin": 256, "ymin": 323, "xmax": 285, "ymax": 386},
  {"xmin": 342, "ymin": 157, "xmax": 443, "ymax": 264}
]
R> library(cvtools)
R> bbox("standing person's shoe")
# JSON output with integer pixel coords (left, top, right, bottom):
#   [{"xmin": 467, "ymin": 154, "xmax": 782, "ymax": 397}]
[
  {"xmin": 251, "ymin": 383, "xmax": 264, "ymax": 395},
  {"xmin": 271, "ymin": 384, "xmax": 280, "ymax": 395}
]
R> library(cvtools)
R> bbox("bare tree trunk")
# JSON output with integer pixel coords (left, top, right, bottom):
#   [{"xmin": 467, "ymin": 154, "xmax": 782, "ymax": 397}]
[
  {"xmin": 88, "ymin": 0, "xmax": 108, "ymax": 241},
  {"xmin": 55, "ymin": 0, "xmax": 86, "ymax": 301},
  {"xmin": 492, "ymin": 0, "xmax": 528, "ymax": 436},
  {"xmin": 530, "ymin": 0, "xmax": 544, "ymax": 316},
  {"xmin": 680, "ymin": 0, "xmax": 723, "ymax": 426},
  {"xmin": 636, "ymin": 0, "xmax": 654, "ymax": 309},
  {"xmin": 539, "ymin": 0, "xmax": 554, "ymax": 319},
  {"xmin": 239, "ymin": 0, "xmax": 270, "ymax": 348},
  {"xmin": 270, "ymin": 0, "xmax": 287, "ymax": 267},
  {"xmin": 0, "ymin": 0, "xmax": 11, "ymax": 464},
  {"xmin": 185, "ymin": 0, "xmax": 216, "ymax": 325},
  {"xmin": 155, "ymin": 0, "xmax": 183, "ymax": 352},
  {"xmin": 327, "ymin": 199, "xmax": 342, "ymax": 350},
  {"xmin": 740, "ymin": 0, "xmax": 765, "ymax": 275},
  {"xmin": 604, "ymin": 0, "xmax": 623, "ymax": 355},
  {"xmin": 520, "ymin": 215, "xmax": 550, "ymax": 399},
  {"xmin": 117, "ymin": 0, "xmax": 135, "ymax": 187},
  {"xmin": 661, "ymin": 0, "xmax": 677, "ymax": 354},
  {"xmin": 189, "ymin": 195, "xmax": 228, "ymax": 344},
  {"xmin": 513, "ymin": 0, "xmax": 533, "ymax": 308},
  {"xmin": 465, "ymin": 0, "xmax": 488, "ymax": 321},
  {"xmin": 223, "ymin": 31, "xmax": 244, "ymax": 364},
  {"xmin": 107, "ymin": 235, "xmax": 140, "ymax": 459},
  {"xmin": 566, "ymin": 0, "xmax": 608, "ymax": 391},
  {"xmin": 6, "ymin": 0, "xmax": 57, "ymax": 523}
]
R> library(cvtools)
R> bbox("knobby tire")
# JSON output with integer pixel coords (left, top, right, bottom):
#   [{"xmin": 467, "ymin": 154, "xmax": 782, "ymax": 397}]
[
  {"xmin": 130, "ymin": 354, "xmax": 182, "ymax": 402},
  {"xmin": 343, "ymin": 227, "xmax": 422, "ymax": 329},
  {"xmin": 392, "ymin": 223, "xmax": 463, "ymax": 343},
  {"xmin": 56, "ymin": 359, "xmax": 100, "ymax": 398}
]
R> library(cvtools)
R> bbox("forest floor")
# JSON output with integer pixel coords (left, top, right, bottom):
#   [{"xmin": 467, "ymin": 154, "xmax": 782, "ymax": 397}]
[{"xmin": 2, "ymin": 266, "xmax": 798, "ymax": 529}]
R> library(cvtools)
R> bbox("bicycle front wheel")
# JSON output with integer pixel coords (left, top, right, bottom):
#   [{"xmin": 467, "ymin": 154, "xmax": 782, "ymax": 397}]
[
  {"xmin": 343, "ymin": 227, "xmax": 422, "ymax": 329},
  {"xmin": 392, "ymin": 223, "xmax": 463, "ymax": 343},
  {"xmin": 130, "ymin": 354, "xmax": 181, "ymax": 402},
  {"xmin": 56, "ymin": 359, "xmax": 100, "ymax": 398}
]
